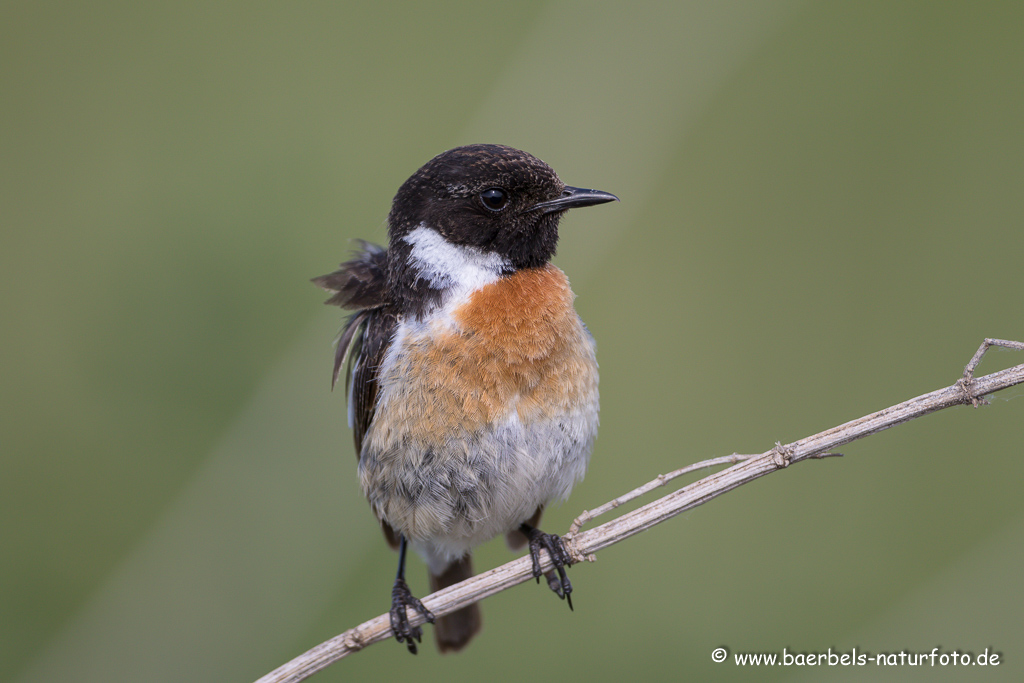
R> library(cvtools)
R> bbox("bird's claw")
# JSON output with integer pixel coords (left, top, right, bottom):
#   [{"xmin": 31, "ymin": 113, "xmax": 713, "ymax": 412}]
[
  {"xmin": 389, "ymin": 578, "xmax": 435, "ymax": 654},
  {"xmin": 524, "ymin": 527, "xmax": 574, "ymax": 610}
]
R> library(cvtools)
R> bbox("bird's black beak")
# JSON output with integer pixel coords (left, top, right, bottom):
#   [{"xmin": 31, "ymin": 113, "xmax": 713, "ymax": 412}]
[{"xmin": 531, "ymin": 186, "xmax": 619, "ymax": 214}]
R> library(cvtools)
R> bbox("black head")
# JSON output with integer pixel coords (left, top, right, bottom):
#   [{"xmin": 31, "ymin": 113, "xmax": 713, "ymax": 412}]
[{"xmin": 387, "ymin": 144, "xmax": 617, "ymax": 271}]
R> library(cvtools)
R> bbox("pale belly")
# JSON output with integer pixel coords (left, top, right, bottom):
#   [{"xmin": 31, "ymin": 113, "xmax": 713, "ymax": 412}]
[{"xmin": 359, "ymin": 399, "xmax": 597, "ymax": 573}]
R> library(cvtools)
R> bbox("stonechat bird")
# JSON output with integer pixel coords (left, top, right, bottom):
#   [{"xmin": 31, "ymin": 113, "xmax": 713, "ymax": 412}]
[{"xmin": 313, "ymin": 144, "xmax": 617, "ymax": 653}]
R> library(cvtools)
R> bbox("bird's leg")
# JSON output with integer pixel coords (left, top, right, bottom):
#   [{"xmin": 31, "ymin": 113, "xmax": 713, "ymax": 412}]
[
  {"xmin": 519, "ymin": 522, "xmax": 574, "ymax": 610},
  {"xmin": 389, "ymin": 536, "xmax": 435, "ymax": 654}
]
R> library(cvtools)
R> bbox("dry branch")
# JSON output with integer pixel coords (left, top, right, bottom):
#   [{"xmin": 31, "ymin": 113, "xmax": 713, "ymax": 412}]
[{"xmin": 256, "ymin": 339, "xmax": 1024, "ymax": 683}]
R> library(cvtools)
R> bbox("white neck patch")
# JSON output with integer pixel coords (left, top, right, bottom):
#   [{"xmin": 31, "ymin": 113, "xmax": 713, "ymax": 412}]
[{"xmin": 403, "ymin": 224, "xmax": 510, "ymax": 294}]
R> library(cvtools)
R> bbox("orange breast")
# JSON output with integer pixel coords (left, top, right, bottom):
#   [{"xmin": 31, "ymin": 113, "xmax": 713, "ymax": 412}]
[
  {"xmin": 374, "ymin": 264, "xmax": 598, "ymax": 446},
  {"xmin": 452, "ymin": 263, "xmax": 597, "ymax": 421}
]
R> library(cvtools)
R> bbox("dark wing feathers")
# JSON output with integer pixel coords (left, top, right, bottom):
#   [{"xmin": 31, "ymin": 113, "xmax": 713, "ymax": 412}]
[
  {"xmin": 333, "ymin": 309, "xmax": 369, "ymax": 390},
  {"xmin": 311, "ymin": 240, "xmax": 388, "ymax": 310},
  {"xmin": 313, "ymin": 241, "xmax": 394, "ymax": 457},
  {"xmin": 349, "ymin": 309, "xmax": 396, "ymax": 457}
]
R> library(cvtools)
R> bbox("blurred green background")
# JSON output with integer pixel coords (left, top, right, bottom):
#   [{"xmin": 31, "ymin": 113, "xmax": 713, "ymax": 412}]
[{"xmin": 3, "ymin": 1, "xmax": 1023, "ymax": 681}]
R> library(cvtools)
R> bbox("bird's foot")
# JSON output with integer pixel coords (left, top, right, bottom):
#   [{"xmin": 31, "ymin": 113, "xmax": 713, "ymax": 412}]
[
  {"xmin": 389, "ymin": 578, "xmax": 435, "ymax": 654},
  {"xmin": 522, "ymin": 524, "xmax": 574, "ymax": 610}
]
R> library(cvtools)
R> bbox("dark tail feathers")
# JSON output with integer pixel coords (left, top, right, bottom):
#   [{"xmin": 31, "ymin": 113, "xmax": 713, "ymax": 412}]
[{"xmin": 429, "ymin": 556, "xmax": 481, "ymax": 653}]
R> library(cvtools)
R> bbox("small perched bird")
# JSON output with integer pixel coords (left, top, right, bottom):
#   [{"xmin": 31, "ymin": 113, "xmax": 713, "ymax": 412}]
[{"xmin": 313, "ymin": 144, "xmax": 617, "ymax": 653}]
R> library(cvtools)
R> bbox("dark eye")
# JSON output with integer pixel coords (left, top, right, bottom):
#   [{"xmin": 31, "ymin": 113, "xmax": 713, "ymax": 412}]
[{"xmin": 480, "ymin": 187, "xmax": 508, "ymax": 211}]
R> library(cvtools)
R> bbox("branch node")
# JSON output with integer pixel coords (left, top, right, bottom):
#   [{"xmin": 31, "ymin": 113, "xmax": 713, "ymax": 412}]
[
  {"xmin": 343, "ymin": 627, "xmax": 366, "ymax": 652},
  {"xmin": 958, "ymin": 338, "xmax": 1024, "ymax": 407},
  {"xmin": 562, "ymin": 536, "xmax": 593, "ymax": 564},
  {"xmin": 771, "ymin": 442, "xmax": 793, "ymax": 468},
  {"xmin": 955, "ymin": 377, "xmax": 987, "ymax": 408},
  {"xmin": 567, "ymin": 510, "xmax": 593, "ymax": 536}
]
